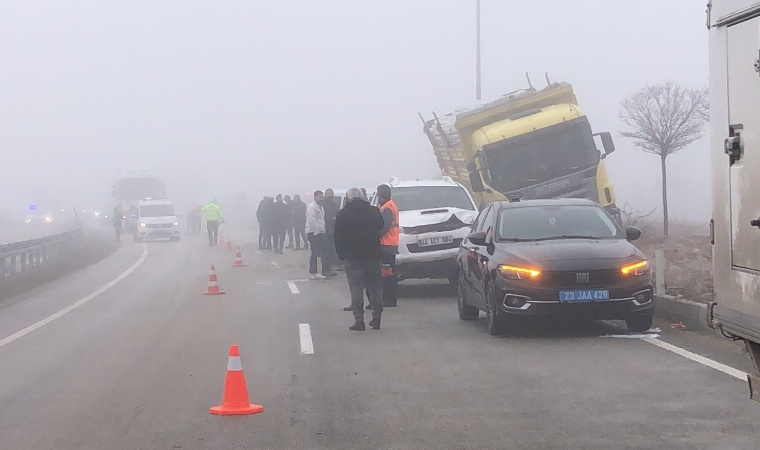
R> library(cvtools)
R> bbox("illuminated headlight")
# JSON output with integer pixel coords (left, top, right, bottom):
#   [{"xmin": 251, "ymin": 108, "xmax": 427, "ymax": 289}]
[
  {"xmin": 498, "ymin": 264, "xmax": 541, "ymax": 280},
  {"xmin": 173, "ymin": 221, "xmax": 179, "ymax": 227},
  {"xmin": 621, "ymin": 261, "xmax": 648, "ymax": 276},
  {"xmin": 94, "ymin": 211, "xmax": 100, "ymax": 217},
  {"xmin": 140, "ymin": 223, "xmax": 146, "ymax": 228},
  {"xmin": 25, "ymin": 218, "xmax": 31, "ymax": 224},
  {"xmin": 44, "ymin": 216, "xmax": 53, "ymax": 223}
]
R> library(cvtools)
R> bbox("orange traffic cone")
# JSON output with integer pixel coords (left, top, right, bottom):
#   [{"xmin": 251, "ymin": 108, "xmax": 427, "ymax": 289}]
[
  {"xmin": 226, "ymin": 240, "xmax": 233, "ymax": 251},
  {"xmin": 232, "ymin": 246, "xmax": 247, "ymax": 267},
  {"xmin": 203, "ymin": 264, "xmax": 226, "ymax": 295},
  {"xmin": 210, "ymin": 345, "xmax": 264, "ymax": 416}
]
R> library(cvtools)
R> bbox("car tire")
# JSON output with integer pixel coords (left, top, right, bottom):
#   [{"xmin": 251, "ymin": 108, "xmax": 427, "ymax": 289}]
[
  {"xmin": 457, "ymin": 274, "xmax": 479, "ymax": 320},
  {"xmin": 485, "ymin": 285, "xmax": 506, "ymax": 336},
  {"xmin": 626, "ymin": 313, "xmax": 653, "ymax": 332}
]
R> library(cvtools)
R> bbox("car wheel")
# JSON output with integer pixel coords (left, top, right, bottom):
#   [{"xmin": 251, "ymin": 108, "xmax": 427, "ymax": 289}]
[
  {"xmin": 626, "ymin": 313, "xmax": 653, "ymax": 332},
  {"xmin": 485, "ymin": 285, "xmax": 506, "ymax": 336},
  {"xmin": 457, "ymin": 273, "xmax": 479, "ymax": 320}
]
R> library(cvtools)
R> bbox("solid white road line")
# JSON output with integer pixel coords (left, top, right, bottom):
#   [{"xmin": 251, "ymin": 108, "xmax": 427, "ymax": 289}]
[
  {"xmin": 0, "ymin": 244, "xmax": 150, "ymax": 350},
  {"xmin": 271, "ymin": 262, "xmax": 281, "ymax": 268},
  {"xmin": 287, "ymin": 281, "xmax": 300, "ymax": 294},
  {"xmin": 642, "ymin": 337, "xmax": 747, "ymax": 381},
  {"xmin": 299, "ymin": 323, "xmax": 314, "ymax": 355}
]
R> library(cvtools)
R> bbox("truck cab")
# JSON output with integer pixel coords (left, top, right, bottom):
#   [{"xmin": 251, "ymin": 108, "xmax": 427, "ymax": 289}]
[{"xmin": 708, "ymin": 0, "xmax": 760, "ymax": 398}]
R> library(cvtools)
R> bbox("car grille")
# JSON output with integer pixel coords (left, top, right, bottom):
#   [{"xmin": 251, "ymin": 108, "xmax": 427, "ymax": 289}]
[
  {"xmin": 406, "ymin": 238, "xmax": 463, "ymax": 253},
  {"xmin": 540, "ymin": 269, "xmax": 622, "ymax": 288},
  {"xmin": 145, "ymin": 223, "xmax": 174, "ymax": 229},
  {"xmin": 402, "ymin": 215, "xmax": 470, "ymax": 235}
]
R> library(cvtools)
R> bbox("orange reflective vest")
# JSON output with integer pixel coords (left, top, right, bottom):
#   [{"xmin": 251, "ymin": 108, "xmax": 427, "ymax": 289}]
[{"xmin": 380, "ymin": 199, "xmax": 399, "ymax": 246}]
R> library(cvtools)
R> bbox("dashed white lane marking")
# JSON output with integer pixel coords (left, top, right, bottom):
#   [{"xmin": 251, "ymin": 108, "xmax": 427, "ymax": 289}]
[
  {"xmin": 641, "ymin": 337, "xmax": 747, "ymax": 381},
  {"xmin": 251, "ymin": 279, "xmax": 309, "ymax": 286},
  {"xmin": 287, "ymin": 281, "xmax": 300, "ymax": 294},
  {"xmin": 299, "ymin": 323, "xmax": 314, "ymax": 355},
  {"xmin": 0, "ymin": 244, "xmax": 150, "ymax": 350},
  {"xmin": 255, "ymin": 250, "xmax": 264, "ymax": 255},
  {"xmin": 271, "ymin": 262, "xmax": 281, "ymax": 269}
]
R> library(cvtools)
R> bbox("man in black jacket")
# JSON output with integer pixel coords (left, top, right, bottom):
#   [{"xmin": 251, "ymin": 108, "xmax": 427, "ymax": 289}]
[
  {"xmin": 270, "ymin": 194, "xmax": 289, "ymax": 254},
  {"xmin": 334, "ymin": 187, "xmax": 384, "ymax": 331},
  {"xmin": 292, "ymin": 194, "xmax": 308, "ymax": 250}
]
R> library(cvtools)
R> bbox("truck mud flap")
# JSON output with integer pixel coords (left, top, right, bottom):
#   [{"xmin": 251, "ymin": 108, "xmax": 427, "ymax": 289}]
[{"xmin": 748, "ymin": 375, "xmax": 760, "ymax": 403}]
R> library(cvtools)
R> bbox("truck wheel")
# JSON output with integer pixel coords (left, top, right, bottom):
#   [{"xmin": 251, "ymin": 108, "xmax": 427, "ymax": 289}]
[
  {"xmin": 457, "ymin": 274, "xmax": 479, "ymax": 320},
  {"xmin": 485, "ymin": 285, "xmax": 507, "ymax": 336},
  {"xmin": 626, "ymin": 314, "xmax": 653, "ymax": 332}
]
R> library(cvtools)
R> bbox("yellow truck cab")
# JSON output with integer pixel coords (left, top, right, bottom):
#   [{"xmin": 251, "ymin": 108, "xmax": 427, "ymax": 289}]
[{"xmin": 423, "ymin": 82, "xmax": 619, "ymax": 220}]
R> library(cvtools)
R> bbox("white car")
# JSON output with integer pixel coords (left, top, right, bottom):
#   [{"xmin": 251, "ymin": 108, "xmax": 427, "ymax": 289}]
[
  {"xmin": 374, "ymin": 177, "xmax": 478, "ymax": 284},
  {"xmin": 134, "ymin": 199, "xmax": 180, "ymax": 242}
]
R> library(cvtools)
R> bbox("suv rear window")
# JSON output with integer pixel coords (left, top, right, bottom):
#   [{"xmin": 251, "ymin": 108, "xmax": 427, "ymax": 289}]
[{"xmin": 391, "ymin": 186, "xmax": 475, "ymax": 212}]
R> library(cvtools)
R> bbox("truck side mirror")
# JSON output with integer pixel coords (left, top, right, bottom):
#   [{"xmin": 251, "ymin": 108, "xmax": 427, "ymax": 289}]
[
  {"xmin": 599, "ymin": 132, "xmax": 615, "ymax": 157},
  {"xmin": 466, "ymin": 161, "xmax": 486, "ymax": 193}
]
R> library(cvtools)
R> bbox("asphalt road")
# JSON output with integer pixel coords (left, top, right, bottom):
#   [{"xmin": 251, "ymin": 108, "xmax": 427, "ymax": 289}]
[{"xmin": 1, "ymin": 233, "xmax": 759, "ymax": 449}]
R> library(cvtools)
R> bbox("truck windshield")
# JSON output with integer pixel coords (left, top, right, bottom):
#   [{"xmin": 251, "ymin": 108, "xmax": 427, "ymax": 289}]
[
  {"xmin": 391, "ymin": 186, "xmax": 476, "ymax": 212},
  {"xmin": 484, "ymin": 118, "xmax": 600, "ymax": 193},
  {"xmin": 140, "ymin": 204, "xmax": 175, "ymax": 217},
  {"xmin": 498, "ymin": 204, "xmax": 620, "ymax": 241},
  {"xmin": 113, "ymin": 178, "xmax": 166, "ymax": 201}
]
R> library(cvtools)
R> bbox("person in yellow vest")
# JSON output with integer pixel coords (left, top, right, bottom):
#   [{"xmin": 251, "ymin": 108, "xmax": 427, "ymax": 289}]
[
  {"xmin": 201, "ymin": 199, "xmax": 224, "ymax": 246},
  {"xmin": 376, "ymin": 184, "xmax": 399, "ymax": 307}
]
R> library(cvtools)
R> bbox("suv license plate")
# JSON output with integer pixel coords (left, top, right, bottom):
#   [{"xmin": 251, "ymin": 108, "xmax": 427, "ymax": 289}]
[
  {"xmin": 417, "ymin": 235, "xmax": 453, "ymax": 248},
  {"xmin": 559, "ymin": 290, "xmax": 610, "ymax": 302}
]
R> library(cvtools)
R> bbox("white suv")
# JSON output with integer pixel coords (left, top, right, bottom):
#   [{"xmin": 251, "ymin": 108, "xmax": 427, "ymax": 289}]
[
  {"xmin": 135, "ymin": 199, "xmax": 180, "ymax": 242},
  {"xmin": 373, "ymin": 177, "xmax": 478, "ymax": 284}
]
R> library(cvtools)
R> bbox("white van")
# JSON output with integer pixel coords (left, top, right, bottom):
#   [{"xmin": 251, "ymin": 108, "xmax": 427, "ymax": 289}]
[{"xmin": 135, "ymin": 199, "xmax": 180, "ymax": 242}]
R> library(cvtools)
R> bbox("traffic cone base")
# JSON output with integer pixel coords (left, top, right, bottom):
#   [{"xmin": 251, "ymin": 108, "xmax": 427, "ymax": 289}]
[
  {"xmin": 209, "ymin": 403, "xmax": 264, "ymax": 416},
  {"xmin": 203, "ymin": 290, "xmax": 226, "ymax": 295},
  {"xmin": 203, "ymin": 264, "xmax": 226, "ymax": 295},
  {"xmin": 232, "ymin": 246, "xmax": 247, "ymax": 267}
]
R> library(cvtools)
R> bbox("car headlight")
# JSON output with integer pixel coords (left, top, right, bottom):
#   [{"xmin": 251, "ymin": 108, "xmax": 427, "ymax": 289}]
[
  {"xmin": 173, "ymin": 221, "xmax": 179, "ymax": 227},
  {"xmin": 621, "ymin": 260, "xmax": 648, "ymax": 276},
  {"xmin": 140, "ymin": 222, "xmax": 146, "ymax": 228},
  {"xmin": 25, "ymin": 218, "xmax": 31, "ymax": 224},
  {"xmin": 44, "ymin": 216, "xmax": 53, "ymax": 222},
  {"xmin": 498, "ymin": 264, "xmax": 541, "ymax": 280}
]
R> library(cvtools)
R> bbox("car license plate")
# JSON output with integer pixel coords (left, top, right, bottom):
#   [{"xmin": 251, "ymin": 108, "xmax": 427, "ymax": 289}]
[
  {"xmin": 417, "ymin": 235, "xmax": 453, "ymax": 248},
  {"xmin": 559, "ymin": 290, "xmax": 610, "ymax": 302}
]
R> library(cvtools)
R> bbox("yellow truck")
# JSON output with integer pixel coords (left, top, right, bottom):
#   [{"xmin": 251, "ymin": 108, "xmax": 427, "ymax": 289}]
[{"xmin": 422, "ymin": 81, "xmax": 620, "ymax": 220}]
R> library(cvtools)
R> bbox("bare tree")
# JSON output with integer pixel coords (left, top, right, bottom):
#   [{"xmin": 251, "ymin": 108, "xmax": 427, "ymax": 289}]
[
  {"xmin": 619, "ymin": 82, "xmax": 708, "ymax": 236},
  {"xmin": 619, "ymin": 202, "xmax": 658, "ymax": 235}
]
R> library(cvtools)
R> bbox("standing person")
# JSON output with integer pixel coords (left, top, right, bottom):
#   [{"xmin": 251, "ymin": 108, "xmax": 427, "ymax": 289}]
[
  {"xmin": 270, "ymin": 194, "xmax": 288, "ymax": 254},
  {"xmin": 322, "ymin": 188, "xmax": 339, "ymax": 276},
  {"xmin": 334, "ymin": 188, "xmax": 385, "ymax": 331},
  {"xmin": 376, "ymin": 184, "xmax": 399, "ymax": 307},
  {"xmin": 292, "ymin": 194, "xmax": 308, "ymax": 250},
  {"xmin": 283, "ymin": 195, "xmax": 295, "ymax": 249},
  {"xmin": 202, "ymin": 199, "xmax": 223, "ymax": 246},
  {"xmin": 113, "ymin": 203, "xmax": 123, "ymax": 242},
  {"xmin": 256, "ymin": 197, "xmax": 270, "ymax": 250},
  {"xmin": 306, "ymin": 191, "xmax": 329, "ymax": 279}
]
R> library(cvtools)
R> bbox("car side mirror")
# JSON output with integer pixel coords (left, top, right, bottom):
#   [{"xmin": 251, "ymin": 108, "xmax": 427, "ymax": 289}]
[
  {"xmin": 468, "ymin": 230, "xmax": 487, "ymax": 246},
  {"xmin": 626, "ymin": 226, "xmax": 642, "ymax": 241}
]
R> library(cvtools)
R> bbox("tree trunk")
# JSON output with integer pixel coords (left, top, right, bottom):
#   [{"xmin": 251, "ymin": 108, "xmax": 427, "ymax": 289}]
[{"xmin": 661, "ymin": 154, "xmax": 669, "ymax": 237}]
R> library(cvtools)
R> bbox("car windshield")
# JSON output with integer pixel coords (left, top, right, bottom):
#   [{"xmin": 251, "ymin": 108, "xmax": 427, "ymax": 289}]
[
  {"xmin": 484, "ymin": 119, "xmax": 600, "ymax": 193},
  {"xmin": 140, "ymin": 204, "xmax": 175, "ymax": 217},
  {"xmin": 497, "ymin": 204, "xmax": 620, "ymax": 241},
  {"xmin": 391, "ymin": 186, "xmax": 475, "ymax": 212}
]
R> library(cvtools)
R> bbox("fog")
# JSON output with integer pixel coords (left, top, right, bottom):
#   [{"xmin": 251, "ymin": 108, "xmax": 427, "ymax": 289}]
[{"xmin": 0, "ymin": 0, "xmax": 709, "ymax": 221}]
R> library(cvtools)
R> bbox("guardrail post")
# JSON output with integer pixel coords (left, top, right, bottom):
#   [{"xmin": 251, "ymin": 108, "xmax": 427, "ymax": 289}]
[{"xmin": 655, "ymin": 249, "xmax": 666, "ymax": 295}]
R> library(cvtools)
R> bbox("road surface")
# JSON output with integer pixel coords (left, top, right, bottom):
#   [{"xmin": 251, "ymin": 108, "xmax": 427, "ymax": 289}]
[{"xmin": 1, "ymin": 234, "xmax": 759, "ymax": 449}]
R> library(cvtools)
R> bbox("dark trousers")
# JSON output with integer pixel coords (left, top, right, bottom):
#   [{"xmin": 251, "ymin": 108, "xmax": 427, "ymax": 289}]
[
  {"xmin": 326, "ymin": 232, "xmax": 337, "ymax": 267},
  {"xmin": 285, "ymin": 226, "xmax": 295, "ymax": 248},
  {"xmin": 344, "ymin": 259, "xmax": 383, "ymax": 323},
  {"xmin": 207, "ymin": 220, "xmax": 220, "ymax": 245},
  {"xmin": 381, "ymin": 253, "xmax": 398, "ymax": 306},
  {"xmin": 307, "ymin": 233, "xmax": 330, "ymax": 274},
  {"xmin": 272, "ymin": 229, "xmax": 285, "ymax": 252},
  {"xmin": 259, "ymin": 225, "xmax": 272, "ymax": 249},
  {"xmin": 114, "ymin": 222, "xmax": 122, "ymax": 239},
  {"xmin": 295, "ymin": 223, "xmax": 308, "ymax": 249}
]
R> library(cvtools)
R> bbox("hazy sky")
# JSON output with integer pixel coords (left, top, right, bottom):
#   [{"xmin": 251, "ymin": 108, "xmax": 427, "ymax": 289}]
[{"xmin": 0, "ymin": 0, "xmax": 709, "ymax": 220}]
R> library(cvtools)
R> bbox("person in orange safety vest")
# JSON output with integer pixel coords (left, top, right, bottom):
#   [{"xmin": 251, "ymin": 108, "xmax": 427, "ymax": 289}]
[{"xmin": 376, "ymin": 184, "xmax": 399, "ymax": 307}]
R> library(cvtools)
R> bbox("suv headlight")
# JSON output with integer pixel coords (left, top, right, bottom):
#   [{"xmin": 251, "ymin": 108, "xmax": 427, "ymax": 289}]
[
  {"xmin": 498, "ymin": 264, "xmax": 541, "ymax": 280},
  {"xmin": 140, "ymin": 222, "xmax": 146, "ymax": 228},
  {"xmin": 621, "ymin": 261, "xmax": 648, "ymax": 276},
  {"xmin": 173, "ymin": 221, "xmax": 179, "ymax": 227}
]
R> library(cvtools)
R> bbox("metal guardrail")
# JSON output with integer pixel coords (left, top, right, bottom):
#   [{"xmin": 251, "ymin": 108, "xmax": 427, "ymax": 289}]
[{"xmin": 0, "ymin": 227, "xmax": 85, "ymax": 280}]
